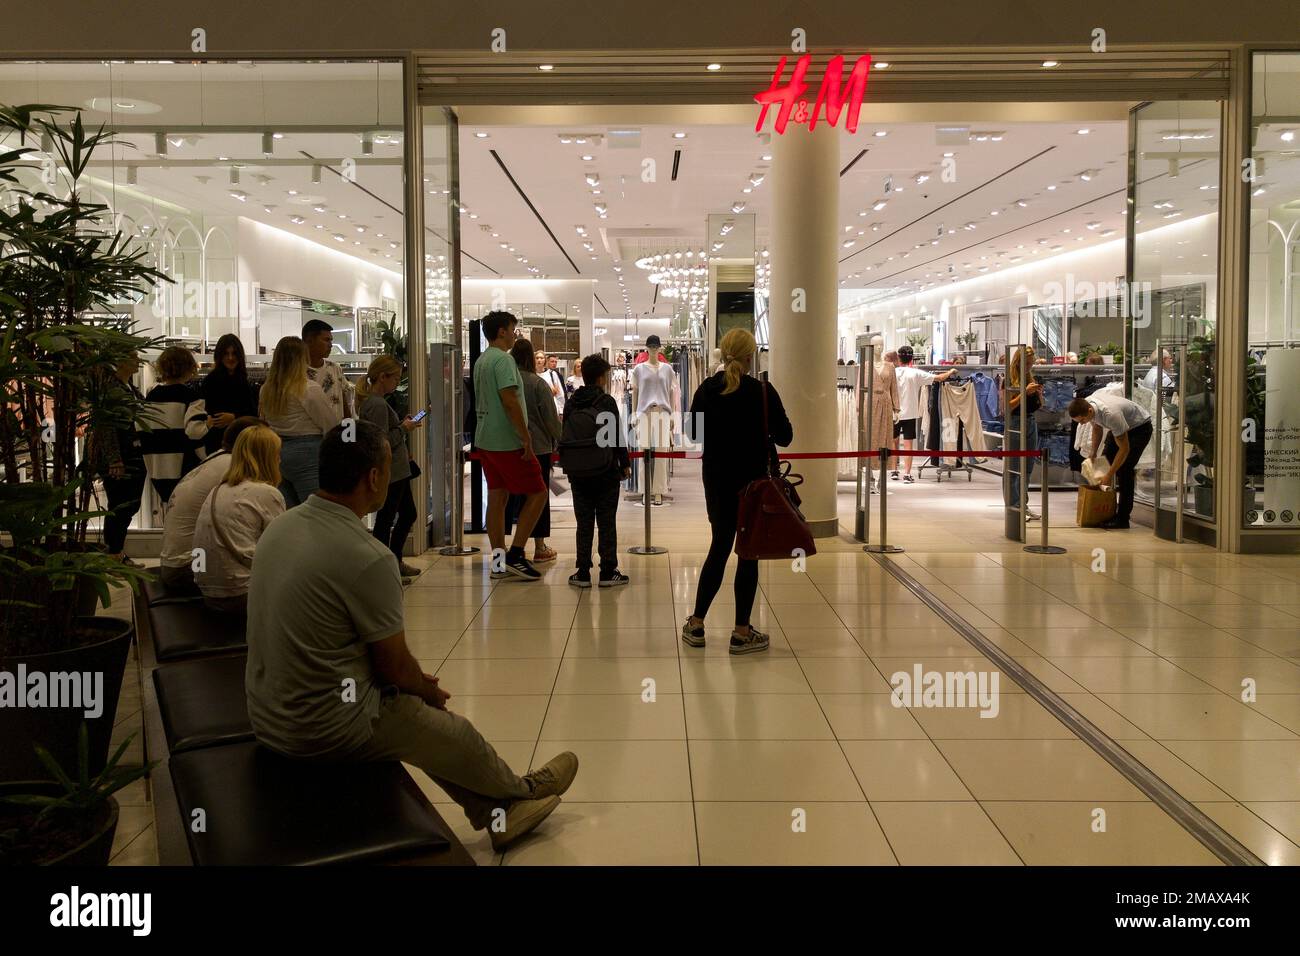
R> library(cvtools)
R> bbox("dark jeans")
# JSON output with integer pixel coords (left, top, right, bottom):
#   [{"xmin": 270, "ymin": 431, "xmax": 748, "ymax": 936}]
[
  {"xmin": 1005, "ymin": 419, "xmax": 1038, "ymax": 510},
  {"xmin": 571, "ymin": 475, "xmax": 620, "ymax": 574},
  {"xmin": 101, "ymin": 470, "xmax": 145, "ymax": 554},
  {"xmin": 506, "ymin": 452, "xmax": 551, "ymax": 539},
  {"xmin": 374, "ymin": 477, "xmax": 416, "ymax": 561},
  {"xmin": 1103, "ymin": 421, "xmax": 1153, "ymax": 521},
  {"xmin": 693, "ymin": 494, "xmax": 759, "ymax": 628}
]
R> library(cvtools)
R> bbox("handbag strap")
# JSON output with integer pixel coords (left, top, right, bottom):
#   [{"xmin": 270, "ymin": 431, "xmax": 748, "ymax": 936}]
[
  {"xmin": 759, "ymin": 380, "xmax": 775, "ymax": 478},
  {"xmin": 208, "ymin": 484, "xmax": 254, "ymax": 570}
]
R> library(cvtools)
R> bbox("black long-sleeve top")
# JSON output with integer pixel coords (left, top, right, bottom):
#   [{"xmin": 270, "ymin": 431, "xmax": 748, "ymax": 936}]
[{"xmin": 688, "ymin": 373, "xmax": 793, "ymax": 511}]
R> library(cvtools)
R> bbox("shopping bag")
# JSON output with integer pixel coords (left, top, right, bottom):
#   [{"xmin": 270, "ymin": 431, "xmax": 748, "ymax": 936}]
[{"xmin": 1077, "ymin": 484, "xmax": 1117, "ymax": 527}]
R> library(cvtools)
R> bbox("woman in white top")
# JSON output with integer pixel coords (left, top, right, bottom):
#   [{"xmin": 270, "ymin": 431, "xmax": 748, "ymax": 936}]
[
  {"xmin": 192, "ymin": 425, "xmax": 286, "ymax": 616},
  {"xmin": 259, "ymin": 336, "xmax": 342, "ymax": 507},
  {"xmin": 566, "ymin": 358, "xmax": 584, "ymax": 397},
  {"xmin": 630, "ymin": 335, "xmax": 677, "ymax": 505}
]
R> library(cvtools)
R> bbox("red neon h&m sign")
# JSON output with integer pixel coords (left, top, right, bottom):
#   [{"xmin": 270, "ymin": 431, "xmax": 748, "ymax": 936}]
[{"xmin": 755, "ymin": 54, "xmax": 872, "ymax": 135}]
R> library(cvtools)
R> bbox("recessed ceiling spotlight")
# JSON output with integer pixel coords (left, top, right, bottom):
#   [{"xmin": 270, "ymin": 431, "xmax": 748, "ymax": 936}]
[
  {"xmin": 538, "ymin": 64, "xmax": 554, "ymax": 71},
  {"xmin": 742, "ymin": 187, "xmax": 752, "ymax": 194},
  {"xmin": 290, "ymin": 215, "xmax": 305, "ymax": 224},
  {"xmin": 872, "ymin": 200, "xmax": 887, "ymax": 211},
  {"xmin": 1046, "ymin": 184, "xmax": 1057, "ymax": 191},
  {"xmin": 731, "ymin": 202, "xmax": 746, "ymax": 213},
  {"xmin": 1042, "ymin": 60, "xmax": 1059, "ymax": 68},
  {"xmin": 874, "ymin": 130, "xmax": 888, "ymax": 137},
  {"xmin": 706, "ymin": 63, "xmax": 722, "ymax": 71},
  {"xmin": 673, "ymin": 132, "xmax": 687, "ymax": 139},
  {"xmin": 873, "ymin": 61, "xmax": 890, "ymax": 70},
  {"xmin": 915, "ymin": 173, "xmax": 930, "ymax": 184},
  {"xmin": 475, "ymin": 132, "xmax": 489, "ymax": 139},
  {"xmin": 1076, "ymin": 128, "xmax": 1091, "ymax": 135},
  {"xmin": 581, "ymin": 154, "xmax": 594, "ymax": 161}
]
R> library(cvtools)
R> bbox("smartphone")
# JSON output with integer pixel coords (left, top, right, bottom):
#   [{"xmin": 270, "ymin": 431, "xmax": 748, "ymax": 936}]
[{"xmin": 409, "ymin": 408, "xmax": 429, "ymax": 424}]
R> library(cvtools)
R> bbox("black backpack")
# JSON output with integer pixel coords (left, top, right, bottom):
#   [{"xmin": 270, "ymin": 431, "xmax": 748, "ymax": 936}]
[{"xmin": 558, "ymin": 403, "xmax": 615, "ymax": 478}]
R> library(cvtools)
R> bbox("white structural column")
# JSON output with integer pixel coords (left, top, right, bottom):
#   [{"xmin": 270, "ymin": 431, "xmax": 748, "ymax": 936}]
[{"xmin": 768, "ymin": 123, "xmax": 841, "ymax": 537}]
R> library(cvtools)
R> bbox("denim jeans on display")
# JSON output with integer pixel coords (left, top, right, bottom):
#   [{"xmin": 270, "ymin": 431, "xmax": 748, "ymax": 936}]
[
  {"xmin": 1040, "ymin": 378, "xmax": 1077, "ymax": 412},
  {"xmin": 1039, "ymin": 431, "xmax": 1072, "ymax": 467}
]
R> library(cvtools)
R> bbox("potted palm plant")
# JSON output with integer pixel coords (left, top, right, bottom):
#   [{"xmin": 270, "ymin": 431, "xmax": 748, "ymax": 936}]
[
  {"xmin": 1, "ymin": 104, "xmax": 161, "ymax": 781},
  {"xmin": 0, "ymin": 725, "xmax": 152, "ymax": 865}
]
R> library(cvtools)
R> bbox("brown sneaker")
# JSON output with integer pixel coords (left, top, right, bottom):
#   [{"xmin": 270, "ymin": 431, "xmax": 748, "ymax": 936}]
[
  {"xmin": 525, "ymin": 751, "xmax": 579, "ymax": 798},
  {"xmin": 489, "ymin": 795, "xmax": 562, "ymax": 851}
]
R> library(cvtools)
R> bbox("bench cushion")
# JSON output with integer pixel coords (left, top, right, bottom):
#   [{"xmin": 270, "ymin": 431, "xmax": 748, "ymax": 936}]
[
  {"xmin": 142, "ymin": 577, "xmax": 202, "ymax": 607},
  {"xmin": 169, "ymin": 741, "xmax": 451, "ymax": 866},
  {"xmin": 148, "ymin": 602, "xmax": 246, "ymax": 662},
  {"xmin": 153, "ymin": 656, "xmax": 254, "ymax": 753}
]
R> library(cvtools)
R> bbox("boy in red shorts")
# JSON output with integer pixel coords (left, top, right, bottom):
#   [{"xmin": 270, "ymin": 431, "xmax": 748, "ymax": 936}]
[{"xmin": 473, "ymin": 311, "xmax": 548, "ymax": 580}]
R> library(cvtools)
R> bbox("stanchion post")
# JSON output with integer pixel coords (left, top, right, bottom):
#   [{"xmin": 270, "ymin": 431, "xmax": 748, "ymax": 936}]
[
  {"xmin": 1024, "ymin": 447, "xmax": 1066, "ymax": 555},
  {"xmin": 864, "ymin": 447, "xmax": 904, "ymax": 554},
  {"xmin": 628, "ymin": 450, "xmax": 668, "ymax": 556}
]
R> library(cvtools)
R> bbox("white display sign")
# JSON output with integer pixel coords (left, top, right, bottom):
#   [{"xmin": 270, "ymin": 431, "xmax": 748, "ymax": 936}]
[{"xmin": 1259, "ymin": 348, "xmax": 1300, "ymax": 527}]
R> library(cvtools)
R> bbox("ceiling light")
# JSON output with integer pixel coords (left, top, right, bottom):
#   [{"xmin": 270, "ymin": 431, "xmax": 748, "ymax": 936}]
[
  {"xmin": 1042, "ymin": 60, "xmax": 1059, "ymax": 68},
  {"xmin": 1079, "ymin": 171, "xmax": 1092, "ymax": 181},
  {"xmin": 475, "ymin": 132, "xmax": 489, "ymax": 139},
  {"xmin": 761, "ymin": 153, "xmax": 772, "ymax": 161},
  {"xmin": 673, "ymin": 132, "xmax": 687, "ymax": 139},
  {"xmin": 538, "ymin": 64, "xmax": 554, "ymax": 71},
  {"xmin": 1281, "ymin": 129, "xmax": 1296, "ymax": 142},
  {"xmin": 332, "ymin": 233, "xmax": 346, "ymax": 242},
  {"xmin": 749, "ymin": 174, "xmax": 765, "ymax": 187},
  {"xmin": 942, "ymin": 151, "xmax": 954, "ymax": 158},
  {"xmin": 731, "ymin": 202, "xmax": 746, "ymax": 213},
  {"xmin": 581, "ymin": 154, "xmax": 593, "ymax": 161},
  {"xmin": 586, "ymin": 173, "xmax": 600, "ymax": 186},
  {"xmin": 915, "ymin": 174, "xmax": 930, "ymax": 184},
  {"xmin": 873, "ymin": 201, "xmax": 887, "ymax": 211},
  {"xmin": 1016, "ymin": 199, "xmax": 1028, "ymax": 207},
  {"xmin": 1076, "ymin": 128, "xmax": 1090, "ymax": 135},
  {"xmin": 874, "ymin": 130, "xmax": 888, "ymax": 138},
  {"xmin": 873, "ymin": 61, "xmax": 890, "ymax": 70},
  {"xmin": 706, "ymin": 63, "xmax": 722, "ymax": 71},
  {"xmin": 227, "ymin": 189, "xmax": 247, "ymax": 202},
  {"xmin": 742, "ymin": 187, "xmax": 752, "ymax": 194},
  {"xmin": 290, "ymin": 215, "xmax": 305, "ymax": 224},
  {"xmin": 1046, "ymin": 184, "xmax": 1057, "ymax": 191}
]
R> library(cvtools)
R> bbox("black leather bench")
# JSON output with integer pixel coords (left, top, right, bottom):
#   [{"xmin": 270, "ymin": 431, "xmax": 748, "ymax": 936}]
[
  {"xmin": 147, "ymin": 601, "xmax": 246, "ymax": 662},
  {"xmin": 169, "ymin": 741, "xmax": 454, "ymax": 866},
  {"xmin": 152, "ymin": 655, "xmax": 254, "ymax": 754},
  {"xmin": 142, "ymin": 576, "xmax": 202, "ymax": 607}
]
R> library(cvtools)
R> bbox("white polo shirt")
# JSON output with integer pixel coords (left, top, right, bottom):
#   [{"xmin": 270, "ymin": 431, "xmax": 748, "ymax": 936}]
[{"xmin": 1088, "ymin": 392, "xmax": 1151, "ymax": 437}]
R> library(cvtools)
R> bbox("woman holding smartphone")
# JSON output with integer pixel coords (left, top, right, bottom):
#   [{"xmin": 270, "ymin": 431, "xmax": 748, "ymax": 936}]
[{"xmin": 357, "ymin": 354, "xmax": 425, "ymax": 580}]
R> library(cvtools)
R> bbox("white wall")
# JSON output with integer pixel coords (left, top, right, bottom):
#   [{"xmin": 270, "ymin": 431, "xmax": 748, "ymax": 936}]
[
  {"xmin": 236, "ymin": 218, "xmax": 403, "ymax": 353},
  {"xmin": 840, "ymin": 213, "xmax": 1220, "ymax": 357}
]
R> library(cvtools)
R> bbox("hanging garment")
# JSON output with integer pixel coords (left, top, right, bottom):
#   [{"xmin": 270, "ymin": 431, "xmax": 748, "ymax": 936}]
[
  {"xmin": 837, "ymin": 386, "xmax": 856, "ymax": 479},
  {"xmin": 1040, "ymin": 378, "xmax": 1077, "ymax": 412},
  {"xmin": 924, "ymin": 382, "xmax": 944, "ymax": 466},
  {"xmin": 866, "ymin": 362, "xmax": 900, "ymax": 471},
  {"xmin": 972, "ymin": 372, "xmax": 1000, "ymax": 424},
  {"xmin": 939, "ymin": 380, "xmax": 987, "ymax": 455}
]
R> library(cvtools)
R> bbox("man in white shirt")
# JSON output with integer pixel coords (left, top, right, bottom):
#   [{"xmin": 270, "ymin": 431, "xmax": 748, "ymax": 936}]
[
  {"xmin": 157, "ymin": 415, "xmax": 264, "ymax": 594},
  {"xmin": 540, "ymin": 354, "xmax": 565, "ymax": 417},
  {"xmin": 303, "ymin": 319, "xmax": 354, "ymax": 420},
  {"xmin": 1141, "ymin": 349, "xmax": 1175, "ymax": 391},
  {"xmin": 892, "ymin": 345, "xmax": 955, "ymax": 483},
  {"xmin": 1069, "ymin": 393, "xmax": 1153, "ymax": 529}
]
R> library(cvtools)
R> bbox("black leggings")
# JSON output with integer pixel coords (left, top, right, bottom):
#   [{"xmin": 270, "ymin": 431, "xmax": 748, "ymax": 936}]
[
  {"xmin": 101, "ymin": 470, "xmax": 145, "ymax": 554},
  {"xmin": 692, "ymin": 504, "xmax": 759, "ymax": 628},
  {"xmin": 373, "ymin": 477, "xmax": 416, "ymax": 561}
]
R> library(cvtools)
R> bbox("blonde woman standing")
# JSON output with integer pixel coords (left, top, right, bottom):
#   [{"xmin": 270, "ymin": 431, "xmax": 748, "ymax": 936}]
[
  {"xmin": 259, "ymin": 336, "xmax": 342, "ymax": 507},
  {"xmin": 357, "ymin": 354, "xmax": 425, "ymax": 579},
  {"xmin": 192, "ymin": 425, "xmax": 285, "ymax": 616},
  {"xmin": 681, "ymin": 328, "xmax": 792, "ymax": 656},
  {"xmin": 869, "ymin": 346, "xmax": 901, "ymax": 485},
  {"xmin": 1005, "ymin": 345, "xmax": 1043, "ymax": 520}
]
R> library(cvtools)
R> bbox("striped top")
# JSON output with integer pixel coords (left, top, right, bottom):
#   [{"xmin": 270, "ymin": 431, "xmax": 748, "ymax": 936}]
[{"xmin": 137, "ymin": 382, "xmax": 210, "ymax": 502}]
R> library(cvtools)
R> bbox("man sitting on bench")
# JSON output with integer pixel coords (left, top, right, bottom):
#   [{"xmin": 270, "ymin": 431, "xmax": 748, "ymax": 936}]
[{"xmin": 246, "ymin": 420, "xmax": 577, "ymax": 851}]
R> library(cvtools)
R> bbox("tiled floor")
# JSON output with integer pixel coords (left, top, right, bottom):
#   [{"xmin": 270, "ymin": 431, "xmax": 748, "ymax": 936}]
[{"xmin": 106, "ymin": 462, "xmax": 1300, "ymax": 865}]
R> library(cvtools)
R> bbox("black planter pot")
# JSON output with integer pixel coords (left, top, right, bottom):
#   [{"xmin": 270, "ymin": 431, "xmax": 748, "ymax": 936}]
[
  {"xmin": 0, "ymin": 782, "xmax": 119, "ymax": 865},
  {"xmin": 0, "ymin": 617, "xmax": 133, "ymax": 783}
]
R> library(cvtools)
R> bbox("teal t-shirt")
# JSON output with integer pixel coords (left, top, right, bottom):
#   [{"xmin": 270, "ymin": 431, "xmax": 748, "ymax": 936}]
[{"xmin": 473, "ymin": 346, "xmax": 527, "ymax": 451}]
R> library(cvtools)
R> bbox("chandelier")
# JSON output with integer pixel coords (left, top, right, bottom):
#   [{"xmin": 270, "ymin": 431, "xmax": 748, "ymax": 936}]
[{"xmin": 635, "ymin": 250, "xmax": 710, "ymax": 320}]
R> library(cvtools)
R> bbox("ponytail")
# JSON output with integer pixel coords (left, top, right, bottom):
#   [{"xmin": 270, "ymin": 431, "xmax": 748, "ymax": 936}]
[{"xmin": 718, "ymin": 328, "xmax": 756, "ymax": 395}]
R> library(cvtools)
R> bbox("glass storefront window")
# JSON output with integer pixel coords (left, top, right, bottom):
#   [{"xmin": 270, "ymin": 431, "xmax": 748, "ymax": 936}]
[
  {"xmin": 0, "ymin": 59, "xmax": 404, "ymax": 532},
  {"xmin": 1245, "ymin": 52, "xmax": 1300, "ymax": 531},
  {"xmin": 1126, "ymin": 100, "xmax": 1221, "ymax": 527}
]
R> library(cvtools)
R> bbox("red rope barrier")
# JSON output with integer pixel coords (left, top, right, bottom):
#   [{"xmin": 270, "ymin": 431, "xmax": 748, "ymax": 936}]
[{"xmin": 470, "ymin": 448, "xmax": 1040, "ymax": 461}]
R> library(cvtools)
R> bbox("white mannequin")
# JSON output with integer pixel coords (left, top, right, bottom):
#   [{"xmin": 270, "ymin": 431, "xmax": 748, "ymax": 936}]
[{"xmin": 630, "ymin": 338, "xmax": 676, "ymax": 506}]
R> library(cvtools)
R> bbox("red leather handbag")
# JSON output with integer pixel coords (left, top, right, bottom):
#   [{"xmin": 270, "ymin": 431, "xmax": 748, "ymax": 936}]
[{"xmin": 734, "ymin": 383, "xmax": 817, "ymax": 561}]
